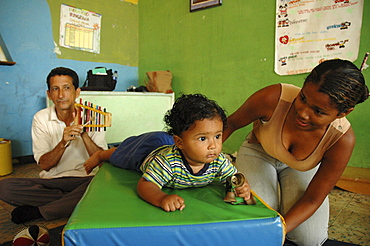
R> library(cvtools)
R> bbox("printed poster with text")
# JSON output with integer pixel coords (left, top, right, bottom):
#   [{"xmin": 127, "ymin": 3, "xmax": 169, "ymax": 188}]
[
  {"xmin": 275, "ymin": 0, "xmax": 364, "ymax": 75},
  {"xmin": 60, "ymin": 4, "xmax": 102, "ymax": 54}
]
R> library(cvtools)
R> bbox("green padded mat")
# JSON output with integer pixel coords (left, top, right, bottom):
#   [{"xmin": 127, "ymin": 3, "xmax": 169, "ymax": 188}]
[{"xmin": 65, "ymin": 163, "xmax": 280, "ymax": 230}]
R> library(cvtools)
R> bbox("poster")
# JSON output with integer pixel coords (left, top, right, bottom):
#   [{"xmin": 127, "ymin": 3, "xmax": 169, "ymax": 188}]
[
  {"xmin": 275, "ymin": 0, "xmax": 364, "ymax": 75},
  {"xmin": 60, "ymin": 4, "xmax": 102, "ymax": 54}
]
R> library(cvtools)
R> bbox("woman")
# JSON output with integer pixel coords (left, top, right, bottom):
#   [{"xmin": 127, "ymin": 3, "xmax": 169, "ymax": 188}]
[{"xmin": 223, "ymin": 59, "xmax": 369, "ymax": 245}]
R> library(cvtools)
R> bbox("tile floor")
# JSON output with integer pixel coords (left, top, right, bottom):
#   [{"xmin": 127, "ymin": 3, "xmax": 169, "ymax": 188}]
[{"xmin": 0, "ymin": 162, "xmax": 369, "ymax": 245}]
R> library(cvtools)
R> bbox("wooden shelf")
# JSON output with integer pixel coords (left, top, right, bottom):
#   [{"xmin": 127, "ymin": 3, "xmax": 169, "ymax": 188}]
[
  {"xmin": 0, "ymin": 61, "xmax": 16, "ymax": 66},
  {"xmin": 0, "ymin": 34, "xmax": 15, "ymax": 66}
]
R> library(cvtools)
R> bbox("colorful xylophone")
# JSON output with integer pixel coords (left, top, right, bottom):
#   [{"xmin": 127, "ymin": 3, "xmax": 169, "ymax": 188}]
[{"xmin": 74, "ymin": 99, "xmax": 112, "ymax": 132}]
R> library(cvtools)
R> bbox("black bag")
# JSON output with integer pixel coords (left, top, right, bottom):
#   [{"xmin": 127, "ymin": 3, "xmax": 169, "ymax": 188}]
[{"xmin": 81, "ymin": 67, "xmax": 117, "ymax": 91}]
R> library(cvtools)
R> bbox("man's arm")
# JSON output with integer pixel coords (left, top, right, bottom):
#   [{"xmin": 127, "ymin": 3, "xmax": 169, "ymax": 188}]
[
  {"xmin": 81, "ymin": 132, "xmax": 105, "ymax": 156},
  {"xmin": 37, "ymin": 123, "xmax": 86, "ymax": 171},
  {"xmin": 37, "ymin": 124, "xmax": 106, "ymax": 171},
  {"xmin": 38, "ymin": 141, "xmax": 66, "ymax": 171}
]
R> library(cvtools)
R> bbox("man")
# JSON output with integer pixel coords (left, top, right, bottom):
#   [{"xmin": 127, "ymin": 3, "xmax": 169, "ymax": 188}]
[{"xmin": 0, "ymin": 67, "xmax": 107, "ymax": 224}]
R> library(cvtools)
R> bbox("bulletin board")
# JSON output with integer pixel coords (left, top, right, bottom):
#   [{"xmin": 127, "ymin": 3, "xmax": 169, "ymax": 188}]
[
  {"xmin": 59, "ymin": 4, "xmax": 102, "ymax": 54},
  {"xmin": 275, "ymin": 0, "xmax": 364, "ymax": 75}
]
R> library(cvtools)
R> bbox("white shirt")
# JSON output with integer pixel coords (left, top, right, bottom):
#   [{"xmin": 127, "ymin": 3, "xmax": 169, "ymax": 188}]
[{"xmin": 32, "ymin": 105, "xmax": 108, "ymax": 178}]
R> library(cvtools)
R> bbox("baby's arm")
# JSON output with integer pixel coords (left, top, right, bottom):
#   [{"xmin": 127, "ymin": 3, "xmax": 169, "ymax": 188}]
[
  {"xmin": 137, "ymin": 177, "xmax": 185, "ymax": 212},
  {"xmin": 84, "ymin": 147, "xmax": 117, "ymax": 174}
]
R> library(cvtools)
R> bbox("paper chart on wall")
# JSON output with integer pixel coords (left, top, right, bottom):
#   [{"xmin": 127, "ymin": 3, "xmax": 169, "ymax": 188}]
[
  {"xmin": 274, "ymin": 0, "xmax": 364, "ymax": 76},
  {"xmin": 59, "ymin": 4, "xmax": 102, "ymax": 54}
]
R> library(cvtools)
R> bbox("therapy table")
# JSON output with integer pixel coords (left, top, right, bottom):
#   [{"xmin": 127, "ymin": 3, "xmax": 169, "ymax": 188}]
[{"xmin": 62, "ymin": 164, "xmax": 285, "ymax": 246}]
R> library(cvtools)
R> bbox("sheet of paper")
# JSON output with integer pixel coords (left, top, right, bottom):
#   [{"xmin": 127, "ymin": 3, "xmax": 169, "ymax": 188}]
[
  {"xmin": 59, "ymin": 4, "xmax": 102, "ymax": 54},
  {"xmin": 275, "ymin": 0, "xmax": 364, "ymax": 75}
]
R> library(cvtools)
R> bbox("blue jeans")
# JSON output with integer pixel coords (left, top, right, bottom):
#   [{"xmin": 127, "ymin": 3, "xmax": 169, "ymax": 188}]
[
  {"xmin": 235, "ymin": 133, "xmax": 328, "ymax": 246},
  {"xmin": 110, "ymin": 131, "xmax": 174, "ymax": 171}
]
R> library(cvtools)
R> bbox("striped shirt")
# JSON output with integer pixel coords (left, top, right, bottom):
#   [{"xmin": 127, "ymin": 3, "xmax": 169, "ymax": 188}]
[{"xmin": 140, "ymin": 145, "xmax": 237, "ymax": 189}]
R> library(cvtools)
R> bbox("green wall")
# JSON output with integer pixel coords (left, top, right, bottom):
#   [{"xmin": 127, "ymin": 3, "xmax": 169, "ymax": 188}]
[
  {"xmin": 139, "ymin": 1, "xmax": 370, "ymax": 168},
  {"xmin": 47, "ymin": 0, "xmax": 138, "ymax": 66}
]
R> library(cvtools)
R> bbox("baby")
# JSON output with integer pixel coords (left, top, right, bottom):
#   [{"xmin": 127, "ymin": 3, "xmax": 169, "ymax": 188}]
[{"xmin": 84, "ymin": 94, "xmax": 253, "ymax": 211}]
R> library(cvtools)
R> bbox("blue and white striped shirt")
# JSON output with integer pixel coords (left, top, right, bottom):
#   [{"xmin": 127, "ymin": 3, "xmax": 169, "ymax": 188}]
[{"xmin": 141, "ymin": 145, "xmax": 237, "ymax": 189}]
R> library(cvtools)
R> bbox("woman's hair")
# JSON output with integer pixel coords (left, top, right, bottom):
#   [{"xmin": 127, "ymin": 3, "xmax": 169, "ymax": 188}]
[
  {"xmin": 164, "ymin": 93, "xmax": 227, "ymax": 136},
  {"xmin": 46, "ymin": 67, "xmax": 79, "ymax": 90},
  {"xmin": 304, "ymin": 59, "xmax": 369, "ymax": 113}
]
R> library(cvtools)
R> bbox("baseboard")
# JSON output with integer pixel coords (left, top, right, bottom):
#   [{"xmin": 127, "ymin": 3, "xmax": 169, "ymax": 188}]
[
  {"xmin": 12, "ymin": 155, "xmax": 36, "ymax": 165},
  {"xmin": 336, "ymin": 166, "xmax": 370, "ymax": 195}
]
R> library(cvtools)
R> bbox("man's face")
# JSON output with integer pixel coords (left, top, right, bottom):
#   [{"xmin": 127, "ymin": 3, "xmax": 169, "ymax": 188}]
[{"xmin": 47, "ymin": 75, "xmax": 80, "ymax": 112}]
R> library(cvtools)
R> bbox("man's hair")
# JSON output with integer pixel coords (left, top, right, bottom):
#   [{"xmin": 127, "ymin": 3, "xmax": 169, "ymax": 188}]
[
  {"xmin": 46, "ymin": 67, "xmax": 79, "ymax": 90},
  {"xmin": 164, "ymin": 93, "xmax": 227, "ymax": 136}
]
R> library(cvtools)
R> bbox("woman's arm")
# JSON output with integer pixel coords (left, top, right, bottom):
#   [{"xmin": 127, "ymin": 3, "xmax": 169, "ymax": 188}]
[
  {"xmin": 223, "ymin": 84, "xmax": 281, "ymax": 142},
  {"xmin": 137, "ymin": 177, "xmax": 185, "ymax": 212},
  {"xmin": 284, "ymin": 127, "xmax": 355, "ymax": 232}
]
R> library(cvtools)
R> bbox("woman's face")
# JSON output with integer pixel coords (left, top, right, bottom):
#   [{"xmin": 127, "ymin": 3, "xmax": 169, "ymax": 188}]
[{"xmin": 292, "ymin": 82, "xmax": 347, "ymax": 131}]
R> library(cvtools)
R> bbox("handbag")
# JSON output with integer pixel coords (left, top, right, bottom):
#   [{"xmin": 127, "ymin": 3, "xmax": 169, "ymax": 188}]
[
  {"xmin": 145, "ymin": 70, "xmax": 173, "ymax": 93},
  {"xmin": 81, "ymin": 67, "xmax": 117, "ymax": 91}
]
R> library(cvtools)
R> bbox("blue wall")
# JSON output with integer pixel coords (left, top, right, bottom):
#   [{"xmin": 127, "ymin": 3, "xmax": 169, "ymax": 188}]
[{"xmin": 0, "ymin": 0, "xmax": 138, "ymax": 157}]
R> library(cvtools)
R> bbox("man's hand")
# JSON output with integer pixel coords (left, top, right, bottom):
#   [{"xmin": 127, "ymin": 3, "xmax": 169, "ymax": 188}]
[{"xmin": 63, "ymin": 125, "xmax": 83, "ymax": 147}]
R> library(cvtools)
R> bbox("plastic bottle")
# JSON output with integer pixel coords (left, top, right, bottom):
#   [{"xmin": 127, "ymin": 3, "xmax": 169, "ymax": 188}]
[{"xmin": 113, "ymin": 71, "xmax": 118, "ymax": 83}]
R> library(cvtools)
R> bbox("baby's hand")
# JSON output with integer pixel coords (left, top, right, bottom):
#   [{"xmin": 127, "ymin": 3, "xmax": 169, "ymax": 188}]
[
  {"xmin": 160, "ymin": 194, "xmax": 185, "ymax": 212},
  {"xmin": 84, "ymin": 150, "xmax": 103, "ymax": 174},
  {"xmin": 235, "ymin": 181, "xmax": 256, "ymax": 205}
]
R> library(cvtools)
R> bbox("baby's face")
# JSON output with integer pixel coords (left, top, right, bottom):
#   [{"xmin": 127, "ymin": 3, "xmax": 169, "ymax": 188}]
[{"xmin": 175, "ymin": 117, "xmax": 223, "ymax": 169}]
